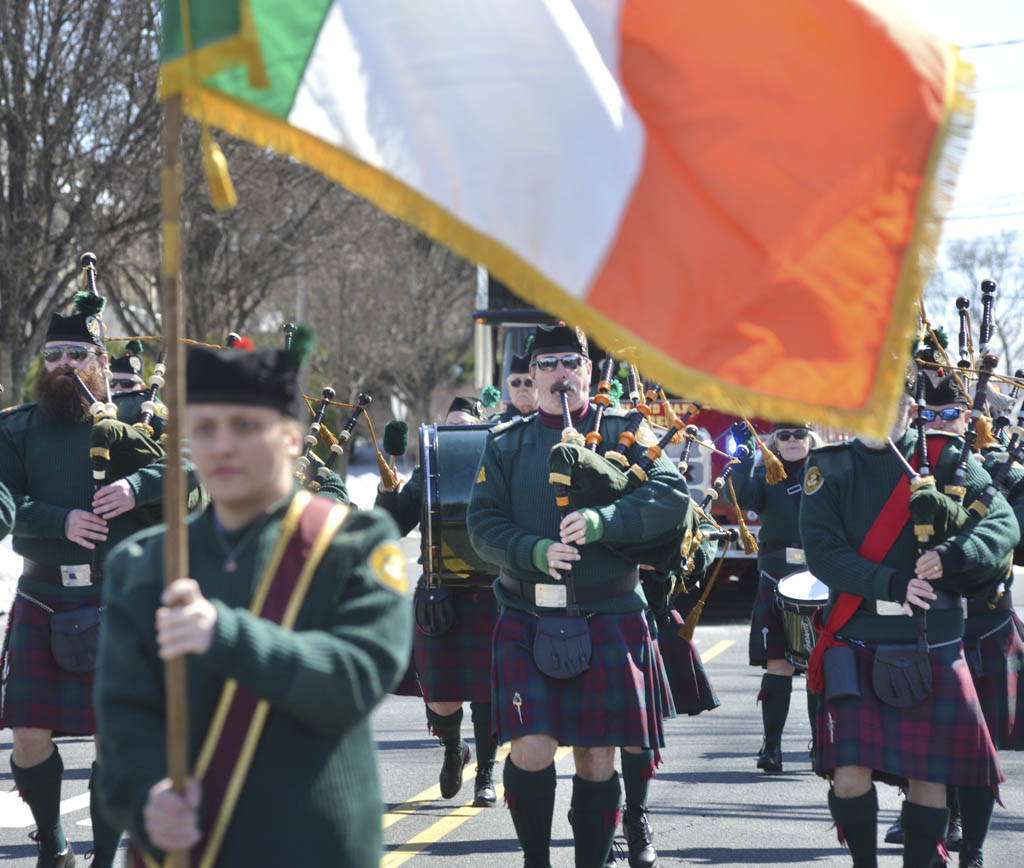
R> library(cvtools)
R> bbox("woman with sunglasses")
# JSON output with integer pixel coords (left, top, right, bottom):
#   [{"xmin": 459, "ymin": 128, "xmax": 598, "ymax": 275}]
[
  {"xmin": 728, "ymin": 420, "xmax": 821, "ymax": 773},
  {"xmin": 498, "ymin": 352, "xmax": 540, "ymax": 421}
]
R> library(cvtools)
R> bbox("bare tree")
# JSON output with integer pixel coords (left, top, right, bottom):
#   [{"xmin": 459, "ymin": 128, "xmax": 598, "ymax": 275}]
[{"xmin": 0, "ymin": 0, "xmax": 163, "ymax": 402}]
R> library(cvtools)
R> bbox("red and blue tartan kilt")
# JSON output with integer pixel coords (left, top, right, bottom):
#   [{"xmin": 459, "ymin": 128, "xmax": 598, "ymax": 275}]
[
  {"xmin": 413, "ymin": 587, "xmax": 497, "ymax": 703},
  {"xmin": 963, "ymin": 611, "xmax": 1024, "ymax": 751},
  {"xmin": 0, "ymin": 589, "xmax": 99, "ymax": 736},
  {"xmin": 815, "ymin": 639, "xmax": 1003, "ymax": 792},
  {"xmin": 391, "ymin": 646, "xmax": 421, "ymax": 697},
  {"xmin": 749, "ymin": 571, "xmax": 788, "ymax": 666},
  {"xmin": 654, "ymin": 609, "xmax": 720, "ymax": 715},
  {"xmin": 492, "ymin": 608, "xmax": 667, "ymax": 763}
]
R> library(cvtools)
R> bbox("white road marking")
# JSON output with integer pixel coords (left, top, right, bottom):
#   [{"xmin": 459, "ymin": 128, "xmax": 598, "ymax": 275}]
[{"xmin": 0, "ymin": 790, "xmax": 89, "ymax": 829}]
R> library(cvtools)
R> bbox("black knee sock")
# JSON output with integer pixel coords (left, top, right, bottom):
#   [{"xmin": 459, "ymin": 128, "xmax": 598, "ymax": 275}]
[
  {"xmin": 470, "ymin": 701, "xmax": 496, "ymax": 769},
  {"xmin": 957, "ymin": 785, "xmax": 995, "ymax": 862},
  {"xmin": 425, "ymin": 705, "xmax": 464, "ymax": 749},
  {"xmin": 570, "ymin": 773, "xmax": 622, "ymax": 868},
  {"xmin": 901, "ymin": 800, "xmax": 949, "ymax": 868},
  {"xmin": 759, "ymin": 673, "xmax": 793, "ymax": 747},
  {"xmin": 827, "ymin": 786, "xmax": 878, "ymax": 868},
  {"xmin": 11, "ymin": 747, "xmax": 68, "ymax": 855},
  {"xmin": 806, "ymin": 687, "xmax": 819, "ymax": 743},
  {"xmin": 620, "ymin": 749, "xmax": 653, "ymax": 815},
  {"xmin": 503, "ymin": 758, "xmax": 555, "ymax": 868},
  {"xmin": 89, "ymin": 761, "xmax": 122, "ymax": 866}
]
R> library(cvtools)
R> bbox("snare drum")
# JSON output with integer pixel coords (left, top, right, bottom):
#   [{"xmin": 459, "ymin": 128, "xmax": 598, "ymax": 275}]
[
  {"xmin": 420, "ymin": 423, "xmax": 499, "ymax": 589},
  {"xmin": 775, "ymin": 570, "xmax": 829, "ymax": 669}
]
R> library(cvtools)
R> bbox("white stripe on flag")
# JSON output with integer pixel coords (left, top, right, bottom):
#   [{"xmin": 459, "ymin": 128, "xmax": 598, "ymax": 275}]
[{"xmin": 289, "ymin": 0, "xmax": 645, "ymax": 295}]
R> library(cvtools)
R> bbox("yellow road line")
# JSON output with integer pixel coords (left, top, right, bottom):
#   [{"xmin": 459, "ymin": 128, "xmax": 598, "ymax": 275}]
[
  {"xmin": 382, "ymin": 744, "xmax": 511, "ymax": 829},
  {"xmin": 381, "ymin": 746, "xmax": 572, "ymax": 867},
  {"xmin": 699, "ymin": 639, "xmax": 735, "ymax": 662}
]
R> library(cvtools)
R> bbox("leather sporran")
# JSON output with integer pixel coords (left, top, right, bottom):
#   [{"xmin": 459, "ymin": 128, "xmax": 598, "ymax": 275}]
[
  {"xmin": 872, "ymin": 641, "xmax": 932, "ymax": 708},
  {"xmin": 415, "ymin": 587, "xmax": 457, "ymax": 636},
  {"xmin": 822, "ymin": 644, "xmax": 861, "ymax": 703},
  {"xmin": 532, "ymin": 614, "xmax": 592, "ymax": 679},
  {"xmin": 49, "ymin": 606, "xmax": 102, "ymax": 673}
]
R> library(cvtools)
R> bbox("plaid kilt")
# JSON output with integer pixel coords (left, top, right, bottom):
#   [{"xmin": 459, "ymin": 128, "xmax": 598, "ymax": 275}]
[
  {"xmin": 749, "ymin": 570, "xmax": 788, "ymax": 666},
  {"xmin": 654, "ymin": 609, "xmax": 720, "ymax": 715},
  {"xmin": 414, "ymin": 587, "xmax": 498, "ymax": 703},
  {"xmin": 815, "ymin": 639, "xmax": 1003, "ymax": 792},
  {"xmin": 0, "ymin": 589, "xmax": 99, "ymax": 736},
  {"xmin": 492, "ymin": 608, "xmax": 668, "ymax": 763},
  {"xmin": 391, "ymin": 646, "xmax": 421, "ymax": 697},
  {"xmin": 963, "ymin": 611, "xmax": 1024, "ymax": 751}
]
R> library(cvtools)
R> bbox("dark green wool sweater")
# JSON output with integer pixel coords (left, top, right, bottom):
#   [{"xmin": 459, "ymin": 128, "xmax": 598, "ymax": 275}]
[
  {"xmin": 96, "ymin": 499, "xmax": 412, "ymax": 868},
  {"xmin": 306, "ymin": 454, "xmax": 352, "ymax": 505},
  {"xmin": 799, "ymin": 430, "xmax": 1019, "ymax": 643},
  {"xmin": 0, "ymin": 479, "xmax": 13, "ymax": 540},
  {"xmin": 980, "ymin": 447, "xmax": 1024, "ymax": 544},
  {"xmin": 467, "ymin": 406, "xmax": 690, "ymax": 615},
  {"xmin": 0, "ymin": 397, "xmax": 197, "ymax": 594},
  {"xmin": 374, "ymin": 465, "xmax": 421, "ymax": 537},
  {"xmin": 728, "ymin": 453, "xmax": 806, "ymax": 577}
]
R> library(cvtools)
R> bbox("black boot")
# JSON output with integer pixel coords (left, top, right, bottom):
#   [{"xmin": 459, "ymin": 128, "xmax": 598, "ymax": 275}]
[
  {"xmin": 885, "ymin": 816, "xmax": 905, "ymax": 845},
  {"xmin": 945, "ymin": 788, "xmax": 961, "ymax": 852},
  {"xmin": 440, "ymin": 741, "xmax": 472, "ymax": 800},
  {"xmin": 504, "ymin": 759, "xmax": 556, "ymax": 868},
  {"xmin": 957, "ymin": 785, "xmax": 995, "ymax": 868},
  {"xmin": 28, "ymin": 833, "xmax": 75, "ymax": 868},
  {"xmin": 757, "ymin": 673, "xmax": 791, "ymax": 772},
  {"xmin": 474, "ymin": 762, "xmax": 497, "ymax": 807},
  {"xmin": 901, "ymin": 800, "xmax": 949, "ymax": 868},
  {"xmin": 756, "ymin": 740, "xmax": 783, "ymax": 773},
  {"xmin": 827, "ymin": 786, "xmax": 878, "ymax": 868},
  {"xmin": 11, "ymin": 748, "xmax": 73, "ymax": 868},
  {"xmin": 622, "ymin": 807, "xmax": 658, "ymax": 868}
]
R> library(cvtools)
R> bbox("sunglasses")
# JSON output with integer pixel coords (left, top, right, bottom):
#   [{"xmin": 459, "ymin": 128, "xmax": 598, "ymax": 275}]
[
  {"xmin": 920, "ymin": 407, "xmax": 964, "ymax": 422},
  {"xmin": 509, "ymin": 377, "xmax": 533, "ymax": 388},
  {"xmin": 42, "ymin": 345, "xmax": 99, "ymax": 364},
  {"xmin": 534, "ymin": 354, "xmax": 585, "ymax": 372},
  {"xmin": 775, "ymin": 429, "xmax": 809, "ymax": 441}
]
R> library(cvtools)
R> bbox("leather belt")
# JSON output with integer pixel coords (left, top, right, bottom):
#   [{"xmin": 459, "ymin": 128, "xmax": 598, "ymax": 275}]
[
  {"xmin": 967, "ymin": 588, "xmax": 1013, "ymax": 617},
  {"xmin": 22, "ymin": 560, "xmax": 93, "ymax": 587},
  {"xmin": 759, "ymin": 541, "xmax": 802, "ymax": 554},
  {"xmin": 499, "ymin": 569, "xmax": 639, "ymax": 608},
  {"xmin": 860, "ymin": 586, "xmax": 962, "ymax": 616}
]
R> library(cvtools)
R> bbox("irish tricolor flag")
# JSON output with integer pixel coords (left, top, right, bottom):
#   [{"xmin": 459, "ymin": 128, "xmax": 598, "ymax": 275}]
[{"xmin": 161, "ymin": 0, "xmax": 972, "ymax": 435}]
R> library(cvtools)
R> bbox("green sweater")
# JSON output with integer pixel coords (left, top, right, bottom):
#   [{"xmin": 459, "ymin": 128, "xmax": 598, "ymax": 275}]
[
  {"xmin": 467, "ymin": 406, "xmax": 691, "ymax": 615},
  {"xmin": 374, "ymin": 465, "xmax": 421, "ymax": 537},
  {"xmin": 95, "ymin": 499, "xmax": 412, "ymax": 867},
  {"xmin": 728, "ymin": 453, "xmax": 807, "ymax": 577},
  {"xmin": 798, "ymin": 430, "xmax": 1019, "ymax": 643},
  {"xmin": 0, "ymin": 397, "xmax": 198, "ymax": 586},
  {"xmin": 0, "ymin": 479, "xmax": 13, "ymax": 540}
]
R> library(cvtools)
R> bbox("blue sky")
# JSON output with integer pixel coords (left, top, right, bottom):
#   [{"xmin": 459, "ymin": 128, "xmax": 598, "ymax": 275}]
[{"xmin": 894, "ymin": 0, "xmax": 1024, "ymax": 245}]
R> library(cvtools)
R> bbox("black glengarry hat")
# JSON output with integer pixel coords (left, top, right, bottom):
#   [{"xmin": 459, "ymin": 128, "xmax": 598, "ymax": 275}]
[
  {"xmin": 509, "ymin": 353, "xmax": 530, "ymax": 375},
  {"xmin": 187, "ymin": 326, "xmax": 314, "ymax": 419},
  {"xmin": 110, "ymin": 340, "xmax": 144, "ymax": 378},
  {"xmin": 45, "ymin": 291, "xmax": 107, "ymax": 350},
  {"xmin": 923, "ymin": 372, "xmax": 969, "ymax": 407},
  {"xmin": 530, "ymin": 322, "xmax": 588, "ymax": 359},
  {"xmin": 447, "ymin": 395, "xmax": 487, "ymax": 421}
]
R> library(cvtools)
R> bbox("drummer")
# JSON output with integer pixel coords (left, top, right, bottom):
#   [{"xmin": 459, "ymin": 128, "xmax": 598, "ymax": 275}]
[
  {"xmin": 375, "ymin": 396, "xmax": 501, "ymax": 808},
  {"xmin": 728, "ymin": 420, "xmax": 822, "ymax": 773}
]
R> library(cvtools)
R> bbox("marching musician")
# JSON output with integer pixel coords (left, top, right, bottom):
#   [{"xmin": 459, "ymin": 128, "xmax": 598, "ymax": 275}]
[
  {"xmin": 94, "ymin": 333, "xmax": 412, "ymax": 867},
  {"xmin": 375, "ymin": 396, "xmax": 501, "ymax": 807},
  {"xmin": 0, "ymin": 302, "xmax": 183, "ymax": 868},
  {"xmin": 108, "ymin": 341, "xmax": 147, "ymax": 393},
  {"xmin": 728, "ymin": 420, "xmax": 823, "ymax": 773},
  {"xmin": 799, "ymin": 392, "xmax": 1016, "ymax": 868},
  {"xmin": 498, "ymin": 351, "xmax": 540, "ymax": 421},
  {"xmin": 915, "ymin": 371, "xmax": 1024, "ymax": 867},
  {"xmin": 467, "ymin": 324, "xmax": 688, "ymax": 868}
]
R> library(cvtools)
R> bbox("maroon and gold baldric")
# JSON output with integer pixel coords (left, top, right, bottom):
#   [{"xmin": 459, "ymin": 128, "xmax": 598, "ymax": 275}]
[{"xmin": 132, "ymin": 490, "xmax": 350, "ymax": 868}]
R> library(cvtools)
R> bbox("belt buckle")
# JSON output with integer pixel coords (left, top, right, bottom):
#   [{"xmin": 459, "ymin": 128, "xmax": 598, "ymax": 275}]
[
  {"xmin": 60, "ymin": 564, "xmax": 92, "ymax": 588},
  {"xmin": 876, "ymin": 600, "xmax": 905, "ymax": 616},
  {"xmin": 785, "ymin": 547, "xmax": 805, "ymax": 565},
  {"xmin": 534, "ymin": 584, "xmax": 567, "ymax": 608}
]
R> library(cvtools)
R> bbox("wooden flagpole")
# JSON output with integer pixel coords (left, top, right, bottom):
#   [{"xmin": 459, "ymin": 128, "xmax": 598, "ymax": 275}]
[{"xmin": 161, "ymin": 91, "xmax": 190, "ymax": 868}]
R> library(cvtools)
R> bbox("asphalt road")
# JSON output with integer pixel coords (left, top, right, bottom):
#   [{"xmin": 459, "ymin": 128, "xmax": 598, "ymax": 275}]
[{"xmin": 1, "ymin": 532, "xmax": 1022, "ymax": 866}]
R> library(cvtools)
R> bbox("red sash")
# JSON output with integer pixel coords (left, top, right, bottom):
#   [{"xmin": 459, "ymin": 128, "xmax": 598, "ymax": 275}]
[
  {"xmin": 131, "ymin": 492, "xmax": 349, "ymax": 868},
  {"xmin": 806, "ymin": 437, "xmax": 950, "ymax": 694}
]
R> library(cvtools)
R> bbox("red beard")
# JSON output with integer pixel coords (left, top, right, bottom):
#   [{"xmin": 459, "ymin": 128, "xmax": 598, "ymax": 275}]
[{"xmin": 37, "ymin": 364, "xmax": 107, "ymax": 425}]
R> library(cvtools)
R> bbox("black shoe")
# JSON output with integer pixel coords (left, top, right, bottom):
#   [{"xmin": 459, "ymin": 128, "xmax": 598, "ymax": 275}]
[
  {"xmin": 84, "ymin": 848, "xmax": 114, "ymax": 868},
  {"xmin": 439, "ymin": 741, "xmax": 472, "ymax": 799},
  {"xmin": 622, "ymin": 809, "xmax": 659, "ymax": 868},
  {"xmin": 884, "ymin": 816, "xmax": 904, "ymax": 845},
  {"xmin": 473, "ymin": 764, "xmax": 496, "ymax": 807},
  {"xmin": 29, "ymin": 833, "xmax": 75, "ymax": 868},
  {"xmin": 946, "ymin": 805, "xmax": 962, "ymax": 852},
  {"xmin": 756, "ymin": 742, "xmax": 783, "ymax": 774},
  {"xmin": 605, "ymin": 838, "xmax": 627, "ymax": 867},
  {"xmin": 959, "ymin": 845, "xmax": 983, "ymax": 868}
]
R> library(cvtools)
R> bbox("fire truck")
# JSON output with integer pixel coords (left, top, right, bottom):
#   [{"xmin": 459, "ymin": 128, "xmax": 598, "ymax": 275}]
[{"xmin": 472, "ymin": 273, "xmax": 767, "ymax": 595}]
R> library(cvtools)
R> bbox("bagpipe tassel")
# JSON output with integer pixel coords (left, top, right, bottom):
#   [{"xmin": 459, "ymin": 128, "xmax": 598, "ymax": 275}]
[
  {"xmin": 744, "ymin": 418, "xmax": 787, "ymax": 484},
  {"xmin": 727, "ymin": 477, "xmax": 759, "ymax": 555}
]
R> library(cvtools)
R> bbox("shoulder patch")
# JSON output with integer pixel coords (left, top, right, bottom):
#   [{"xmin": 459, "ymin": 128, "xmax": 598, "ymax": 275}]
[
  {"xmin": 803, "ymin": 465, "xmax": 824, "ymax": 495},
  {"xmin": 476, "ymin": 465, "xmax": 486, "ymax": 484},
  {"xmin": 368, "ymin": 541, "xmax": 410, "ymax": 595},
  {"xmin": 155, "ymin": 402, "xmax": 169, "ymax": 419}
]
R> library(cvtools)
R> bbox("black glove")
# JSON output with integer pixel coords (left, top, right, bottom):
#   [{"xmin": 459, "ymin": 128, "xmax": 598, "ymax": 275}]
[
  {"xmin": 888, "ymin": 572, "xmax": 914, "ymax": 604},
  {"xmin": 933, "ymin": 541, "xmax": 966, "ymax": 576},
  {"xmin": 730, "ymin": 422, "xmax": 755, "ymax": 455}
]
